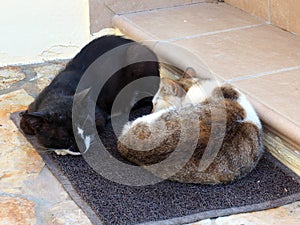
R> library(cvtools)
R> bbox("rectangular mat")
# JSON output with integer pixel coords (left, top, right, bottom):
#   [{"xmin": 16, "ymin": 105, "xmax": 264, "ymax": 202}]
[{"xmin": 12, "ymin": 112, "xmax": 300, "ymax": 225}]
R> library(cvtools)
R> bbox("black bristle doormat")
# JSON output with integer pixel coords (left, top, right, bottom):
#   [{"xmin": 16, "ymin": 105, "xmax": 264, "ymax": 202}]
[{"xmin": 12, "ymin": 111, "xmax": 300, "ymax": 225}]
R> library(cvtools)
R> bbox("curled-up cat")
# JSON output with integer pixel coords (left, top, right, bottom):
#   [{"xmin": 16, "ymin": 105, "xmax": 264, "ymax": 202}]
[
  {"xmin": 118, "ymin": 69, "xmax": 264, "ymax": 184},
  {"xmin": 20, "ymin": 35, "xmax": 159, "ymax": 154}
]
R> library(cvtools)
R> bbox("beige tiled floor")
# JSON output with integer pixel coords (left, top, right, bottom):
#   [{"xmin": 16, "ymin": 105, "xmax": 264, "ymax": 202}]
[
  {"xmin": 175, "ymin": 25, "xmax": 300, "ymax": 80},
  {"xmin": 116, "ymin": 3, "xmax": 264, "ymax": 41}
]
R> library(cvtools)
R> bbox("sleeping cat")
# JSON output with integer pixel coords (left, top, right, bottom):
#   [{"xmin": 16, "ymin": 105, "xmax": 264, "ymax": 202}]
[
  {"xmin": 152, "ymin": 67, "xmax": 216, "ymax": 111},
  {"xmin": 20, "ymin": 35, "xmax": 159, "ymax": 152},
  {"xmin": 118, "ymin": 69, "xmax": 264, "ymax": 184}
]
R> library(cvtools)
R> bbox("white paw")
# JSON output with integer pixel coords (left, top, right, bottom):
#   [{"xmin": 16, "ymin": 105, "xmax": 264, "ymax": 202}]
[
  {"xmin": 54, "ymin": 149, "xmax": 81, "ymax": 156},
  {"xmin": 54, "ymin": 150, "xmax": 68, "ymax": 155}
]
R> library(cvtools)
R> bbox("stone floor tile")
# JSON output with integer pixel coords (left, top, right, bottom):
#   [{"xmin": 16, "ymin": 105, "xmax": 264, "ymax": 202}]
[
  {"xmin": 33, "ymin": 63, "xmax": 66, "ymax": 91},
  {"xmin": 22, "ymin": 167, "xmax": 69, "ymax": 206},
  {"xmin": 49, "ymin": 201, "xmax": 92, "ymax": 225},
  {"xmin": 0, "ymin": 88, "xmax": 91, "ymax": 224},
  {"xmin": 0, "ymin": 90, "xmax": 44, "ymax": 194},
  {"xmin": 114, "ymin": 2, "xmax": 263, "ymax": 41},
  {"xmin": 0, "ymin": 196, "xmax": 36, "ymax": 225},
  {"xmin": 0, "ymin": 66, "xmax": 26, "ymax": 90},
  {"xmin": 28, "ymin": 167, "xmax": 92, "ymax": 225},
  {"xmin": 175, "ymin": 25, "xmax": 300, "ymax": 79}
]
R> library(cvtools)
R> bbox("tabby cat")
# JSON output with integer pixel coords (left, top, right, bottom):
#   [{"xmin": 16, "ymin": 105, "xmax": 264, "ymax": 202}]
[{"xmin": 118, "ymin": 69, "xmax": 264, "ymax": 184}]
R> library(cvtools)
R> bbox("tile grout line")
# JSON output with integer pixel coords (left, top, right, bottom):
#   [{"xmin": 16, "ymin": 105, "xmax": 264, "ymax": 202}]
[
  {"xmin": 163, "ymin": 23, "xmax": 265, "ymax": 42},
  {"xmin": 118, "ymin": 16, "xmax": 159, "ymax": 40},
  {"xmin": 226, "ymin": 65, "xmax": 300, "ymax": 83},
  {"xmin": 118, "ymin": 2, "xmax": 218, "ymax": 16}
]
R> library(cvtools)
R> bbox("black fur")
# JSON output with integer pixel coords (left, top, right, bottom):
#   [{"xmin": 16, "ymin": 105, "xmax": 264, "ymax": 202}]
[{"xmin": 20, "ymin": 35, "xmax": 159, "ymax": 149}]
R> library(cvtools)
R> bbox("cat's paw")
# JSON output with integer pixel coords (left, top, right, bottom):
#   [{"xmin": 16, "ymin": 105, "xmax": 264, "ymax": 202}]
[{"xmin": 54, "ymin": 149, "xmax": 81, "ymax": 156}]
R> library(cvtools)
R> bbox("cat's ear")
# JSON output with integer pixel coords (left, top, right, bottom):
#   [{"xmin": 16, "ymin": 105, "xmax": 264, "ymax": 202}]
[
  {"xmin": 161, "ymin": 78, "xmax": 185, "ymax": 97},
  {"xmin": 182, "ymin": 67, "xmax": 197, "ymax": 79},
  {"xmin": 22, "ymin": 112, "xmax": 48, "ymax": 131}
]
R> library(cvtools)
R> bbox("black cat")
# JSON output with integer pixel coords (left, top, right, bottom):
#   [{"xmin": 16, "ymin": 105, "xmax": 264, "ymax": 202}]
[{"xmin": 20, "ymin": 35, "xmax": 160, "ymax": 150}]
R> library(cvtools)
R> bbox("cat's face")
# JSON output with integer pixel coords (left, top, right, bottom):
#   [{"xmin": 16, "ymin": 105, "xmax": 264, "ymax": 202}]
[
  {"xmin": 152, "ymin": 78, "xmax": 186, "ymax": 112},
  {"xmin": 152, "ymin": 67, "xmax": 219, "ymax": 113},
  {"xmin": 152, "ymin": 68, "xmax": 211, "ymax": 112},
  {"xmin": 20, "ymin": 110, "xmax": 74, "ymax": 149}
]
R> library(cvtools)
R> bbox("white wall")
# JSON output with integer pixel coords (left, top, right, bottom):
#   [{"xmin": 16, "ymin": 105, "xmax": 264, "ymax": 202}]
[{"xmin": 0, "ymin": 0, "xmax": 90, "ymax": 66}]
